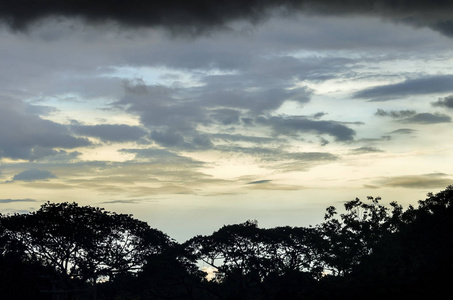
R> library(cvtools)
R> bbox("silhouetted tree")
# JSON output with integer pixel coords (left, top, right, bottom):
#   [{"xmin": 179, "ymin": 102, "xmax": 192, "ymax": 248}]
[
  {"xmin": 185, "ymin": 220, "xmax": 326, "ymax": 299},
  {"xmin": 0, "ymin": 219, "xmax": 58, "ymax": 299},
  {"xmin": 316, "ymin": 196, "xmax": 403, "ymax": 276},
  {"xmin": 339, "ymin": 186, "xmax": 453, "ymax": 299},
  {"xmin": 1, "ymin": 186, "xmax": 452, "ymax": 299},
  {"xmin": 99, "ymin": 242, "xmax": 206, "ymax": 300},
  {"xmin": 1, "ymin": 202, "xmax": 171, "ymax": 284}
]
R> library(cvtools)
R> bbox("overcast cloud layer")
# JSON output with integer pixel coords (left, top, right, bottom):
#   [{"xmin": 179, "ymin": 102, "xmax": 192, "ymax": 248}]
[
  {"xmin": 1, "ymin": 2, "xmax": 452, "ymax": 240},
  {"xmin": 2, "ymin": 0, "xmax": 453, "ymax": 37}
]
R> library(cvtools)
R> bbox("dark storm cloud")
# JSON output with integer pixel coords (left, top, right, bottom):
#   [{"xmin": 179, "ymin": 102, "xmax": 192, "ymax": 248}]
[
  {"xmin": 71, "ymin": 124, "xmax": 148, "ymax": 143},
  {"xmin": 0, "ymin": 98, "xmax": 91, "ymax": 160},
  {"xmin": 432, "ymin": 95, "xmax": 453, "ymax": 109},
  {"xmin": 257, "ymin": 115, "xmax": 356, "ymax": 141},
  {"xmin": 11, "ymin": 169, "xmax": 56, "ymax": 182},
  {"xmin": 354, "ymin": 75, "xmax": 453, "ymax": 101},
  {"xmin": 2, "ymin": 1, "xmax": 453, "ymax": 38},
  {"xmin": 0, "ymin": 0, "xmax": 286, "ymax": 31}
]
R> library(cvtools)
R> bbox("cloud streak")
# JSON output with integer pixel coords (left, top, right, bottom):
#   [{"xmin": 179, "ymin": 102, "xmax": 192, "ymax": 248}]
[
  {"xmin": 376, "ymin": 109, "xmax": 451, "ymax": 124},
  {"xmin": 0, "ymin": 198, "xmax": 37, "ymax": 203},
  {"xmin": 257, "ymin": 115, "xmax": 356, "ymax": 141},
  {"xmin": 378, "ymin": 173, "xmax": 452, "ymax": 189},
  {"xmin": 354, "ymin": 75, "xmax": 453, "ymax": 101}
]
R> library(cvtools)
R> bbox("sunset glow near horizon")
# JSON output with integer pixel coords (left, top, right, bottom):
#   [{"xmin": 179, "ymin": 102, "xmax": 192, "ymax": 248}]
[{"xmin": 1, "ymin": 1, "xmax": 453, "ymax": 241}]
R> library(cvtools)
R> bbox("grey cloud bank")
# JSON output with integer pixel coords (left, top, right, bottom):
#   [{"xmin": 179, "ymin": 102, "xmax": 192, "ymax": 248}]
[
  {"xmin": 71, "ymin": 124, "xmax": 148, "ymax": 143},
  {"xmin": 11, "ymin": 169, "xmax": 57, "ymax": 182},
  {"xmin": 0, "ymin": 98, "xmax": 91, "ymax": 160},
  {"xmin": 257, "ymin": 116, "xmax": 356, "ymax": 141}
]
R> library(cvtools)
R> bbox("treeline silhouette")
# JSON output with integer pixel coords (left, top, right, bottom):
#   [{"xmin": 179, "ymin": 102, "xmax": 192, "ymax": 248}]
[{"xmin": 1, "ymin": 186, "xmax": 452, "ymax": 300}]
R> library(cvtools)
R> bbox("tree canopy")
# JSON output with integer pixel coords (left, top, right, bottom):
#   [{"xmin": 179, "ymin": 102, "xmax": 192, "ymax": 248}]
[
  {"xmin": 1, "ymin": 186, "xmax": 452, "ymax": 299},
  {"xmin": 1, "ymin": 202, "xmax": 171, "ymax": 282}
]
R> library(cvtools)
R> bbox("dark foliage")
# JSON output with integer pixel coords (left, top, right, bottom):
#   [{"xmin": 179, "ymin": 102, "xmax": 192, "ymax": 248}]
[{"xmin": 1, "ymin": 186, "xmax": 452, "ymax": 299}]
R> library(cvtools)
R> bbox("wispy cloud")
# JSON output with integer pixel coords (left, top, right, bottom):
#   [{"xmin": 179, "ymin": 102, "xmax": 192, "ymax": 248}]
[
  {"xmin": 377, "ymin": 173, "xmax": 452, "ymax": 189},
  {"xmin": 350, "ymin": 147, "xmax": 384, "ymax": 155},
  {"xmin": 0, "ymin": 198, "xmax": 37, "ymax": 203},
  {"xmin": 354, "ymin": 75, "xmax": 453, "ymax": 101},
  {"xmin": 376, "ymin": 109, "xmax": 451, "ymax": 124}
]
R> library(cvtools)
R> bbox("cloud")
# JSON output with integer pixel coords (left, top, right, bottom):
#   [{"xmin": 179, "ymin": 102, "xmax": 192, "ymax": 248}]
[
  {"xmin": 2, "ymin": 1, "xmax": 453, "ymax": 39},
  {"xmin": 10, "ymin": 169, "xmax": 57, "ymax": 182},
  {"xmin": 432, "ymin": 95, "xmax": 453, "ymax": 109},
  {"xmin": 119, "ymin": 148, "xmax": 204, "ymax": 165},
  {"xmin": 117, "ymin": 81, "xmax": 213, "ymax": 150},
  {"xmin": 388, "ymin": 128, "xmax": 417, "ymax": 135},
  {"xmin": 404, "ymin": 113, "xmax": 451, "ymax": 124},
  {"xmin": 209, "ymin": 109, "xmax": 241, "ymax": 125},
  {"xmin": 211, "ymin": 133, "xmax": 275, "ymax": 144},
  {"xmin": 354, "ymin": 75, "xmax": 453, "ymax": 101},
  {"xmin": 350, "ymin": 146, "xmax": 384, "ymax": 154},
  {"xmin": 217, "ymin": 145, "xmax": 338, "ymax": 163},
  {"xmin": 0, "ymin": 198, "xmax": 37, "ymax": 203},
  {"xmin": 375, "ymin": 109, "xmax": 416, "ymax": 118},
  {"xmin": 247, "ymin": 180, "xmax": 272, "ymax": 185},
  {"xmin": 150, "ymin": 130, "xmax": 213, "ymax": 150},
  {"xmin": 0, "ymin": 0, "xmax": 285, "ymax": 32},
  {"xmin": 116, "ymin": 76, "xmax": 315, "ymax": 151},
  {"xmin": 376, "ymin": 109, "xmax": 451, "ymax": 124},
  {"xmin": 377, "ymin": 173, "xmax": 452, "ymax": 189},
  {"xmin": 245, "ymin": 179, "xmax": 302, "ymax": 191},
  {"xmin": 71, "ymin": 124, "xmax": 148, "ymax": 143},
  {"xmin": 198, "ymin": 85, "xmax": 313, "ymax": 115},
  {"xmin": 100, "ymin": 198, "xmax": 158, "ymax": 205},
  {"xmin": 257, "ymin": 115, "xmax": 356, "ymax": 141},
  {"xmin": 0, "ymin": 97, "xmax": 91, "ymax": 160}
]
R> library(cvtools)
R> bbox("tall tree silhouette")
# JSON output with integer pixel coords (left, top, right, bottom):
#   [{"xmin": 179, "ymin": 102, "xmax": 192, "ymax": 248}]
[
  {"xmin": 185, "ymin": 220, "xmax": 324, "ymax": 299},
  {"xmin": 341, "ymin": 186, "xmax": 453, "ymax": 299},
  {"xmin": 316, "ymin": 196, "xmax": 403, "ymax": 276},
  {"xmin": 1, "ymin": 202, "xmax": 171, "ymax": 283}
]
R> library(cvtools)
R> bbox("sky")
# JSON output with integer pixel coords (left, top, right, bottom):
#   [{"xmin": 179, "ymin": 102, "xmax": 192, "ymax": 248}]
[{"xmin": 1, "ymin": 1, "xmax": 453, "ymax": 241}]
